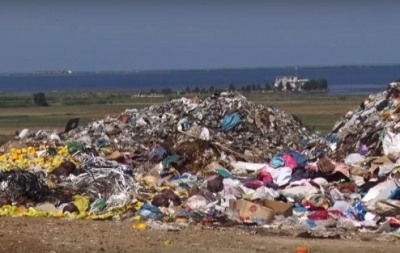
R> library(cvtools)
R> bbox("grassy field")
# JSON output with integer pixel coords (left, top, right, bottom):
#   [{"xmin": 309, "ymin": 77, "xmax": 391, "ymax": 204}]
[{"xmin": 0, "ymin": 91, "xmax": 364, "ymax": 144}]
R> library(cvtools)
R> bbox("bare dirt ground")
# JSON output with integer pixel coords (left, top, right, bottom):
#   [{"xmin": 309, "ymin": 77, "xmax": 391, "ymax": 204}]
[{"xmin": 0, "ymin": 218, "xmax": 399, "ymax": 253}]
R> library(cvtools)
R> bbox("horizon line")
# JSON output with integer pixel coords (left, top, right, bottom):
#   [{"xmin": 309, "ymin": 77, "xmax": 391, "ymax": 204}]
[{"xmin": 1, "ymin": 63, "xmax": 400, "ymax": 75}]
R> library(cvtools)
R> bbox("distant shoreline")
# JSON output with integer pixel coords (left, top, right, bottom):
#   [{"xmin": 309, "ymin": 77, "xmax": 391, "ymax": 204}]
[{"xmin": 1, "ymin": 64, "xmax": 400, "ymax": 76}]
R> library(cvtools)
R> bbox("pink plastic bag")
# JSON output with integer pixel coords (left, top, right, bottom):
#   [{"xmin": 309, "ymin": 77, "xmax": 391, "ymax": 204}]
[
  {"xmin": 283, "ymin": 154, "xmax": 298, "ymax": 169},
  {"xmin": 257, "ymin": 170, "xmax": 273, "ymax": 184}
]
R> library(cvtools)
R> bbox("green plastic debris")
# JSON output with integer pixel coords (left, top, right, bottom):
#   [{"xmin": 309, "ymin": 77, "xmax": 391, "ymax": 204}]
[
  {"xmin": 47, "ymin": 147, "xmax": 57, "ymax": 156},
  {"xmin": 216, "ymin": 168, "xmax": 233, "ymax": 179},
  {"xmin": 67, "ymin": 141, "xmax": 84, "ymax": 154},
  {"xmin": 161, "ymin": 155, "xmax": 180, "ymax": 169},
  {"xmin": 90, "ymin": 198, "xmax": 107, "ymax": 213}
]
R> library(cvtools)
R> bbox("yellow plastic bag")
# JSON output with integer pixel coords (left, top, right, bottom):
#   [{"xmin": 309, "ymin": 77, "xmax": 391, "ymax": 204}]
[
  {"xmin": 0, "ymin": 205, "xmax": 18, "ymax": 217},
  {"xmin": 64, "ymin": 211, "xmax": 88, "ymax": 220},
  {"xmin": 73, "ymin": 195, "xmax": 90, "ymax": 213},
  {"xmin": 22, "ymin": 207, "xmax": 51, "ymax": 218},
  {"xmin": 132, "ymin": 222, "xmax": 147, "ymax": 231}
]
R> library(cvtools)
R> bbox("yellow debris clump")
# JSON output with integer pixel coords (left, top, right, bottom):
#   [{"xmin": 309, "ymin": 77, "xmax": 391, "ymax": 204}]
[{"xmin": 0, "ymin": 146, "xmax": 77, "ymax": 172}]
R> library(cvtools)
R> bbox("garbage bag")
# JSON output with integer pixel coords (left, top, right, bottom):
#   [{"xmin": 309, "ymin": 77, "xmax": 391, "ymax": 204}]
[
  {"xmin": 316, "ymin": 157, "xmax": 335, "ymax": 174},
  {"xmin": 216, "ymin": 168, "xmax": 234, "ymax": 179},
  {"xmin": 137, "ymin": 204, "xmax": 164, "ymax": 220},
  {"xmin": 286, "ymin": 151, "xmax": 308, "ymax": 166},
  {"xmin": 250, "ymin": 186, "xmax": 279, "ymax": 200},
  {"xmin": 362, "ymin": 179, "xmax": 399, "ymax": 211},
  {"xmin": 184, "ymin": 195, "xmax": 209, "ymax": 211},
  {"xmin": 67, "ymin": 141, "xmax": 84, "ymax": 154},
  {"xmin": 73, "ymin": 195, "xmax": 90, "ymax": 213},
  {"xmin": 271, "ymin": 156, "xmax": 285, "ymax": 169},
  {"xmin": 161, "ymin": 155, "xmax": 180, "ymax": 169},
  {"xmin": 220, "ymin": 113, "xmax": 241, "ymax": 132},
  {"xmin": 0, "ymin": 170, "xmax": 49, "ymax": 202},
  {"xmin": 199, "ymin": 127, "xmax": 210, "ymax": 141},
  {"xmin": 207, "ymin": 175, "xmax": 224, "ymax": 193},
  {"xmin": 151, "ymin": 189, "xmax": 181, "ymax": 207},
  {"xmin": 149, "ymin": 146, "xmax": 167, "ymax": 161},
  {"xmin": 220, "ymin": 178, "xmax": 243, "ymax": 198},
  {"xmin": 383, "ymin": 130, "xmax": 400, "ymax": 158},
  {"xmin": 273, "ymin": 167, "xmax": 292, "ymax": 186},
  {"xmin": 283, "ymin": 154, "xmax": 297, "ymax": 169},
  {"xmin": 388, "ymin": 187, "xmax": 400, "ymax": 200},
  {"xmin": 230, "ymin": 162, "xmax": 266, "ymax": 173},
  {"xmin": 90, "ymin": 198, "xmax": 107, "ymax": 213},
  {"xmin": 279, "ymin": 186, "xmax": 320, "ymax": 201},
  {"xmin": 344, "ymin": 153, "xmax": 365, "ymax": 166},
  {"xmin": 53, "ymin": 161, "xmax": 77, "ymax": 177},
  {"xmin": 61, "ymin": 203, "xmax": 79, "ymax": 213}
]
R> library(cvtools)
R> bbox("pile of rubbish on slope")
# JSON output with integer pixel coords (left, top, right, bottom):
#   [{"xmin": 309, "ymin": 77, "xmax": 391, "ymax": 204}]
[
  {"xmin": 325, "ymin": 81, "xmax": 400, "ymax": 161},
  {"xmin": 1, "ymin": 88, "xmax": 400, "ymax": 237}
]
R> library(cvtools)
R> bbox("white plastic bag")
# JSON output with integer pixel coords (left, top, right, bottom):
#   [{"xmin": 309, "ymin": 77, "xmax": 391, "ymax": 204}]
[
  {"xmin": 230, "ymin": 161, "xmax": 267, "ymax": 172},
  {"xmin": 250, "ymin": 186, "xmax": 279, "ymax": 200},
  {"xmin": 273, "ymin": 167, "xmax": 292, "ymax": 186},
  {"xmin": 344, "ymin": 153, "xmax": 365, "ymax": 166},
  {"xmin": 383, "ymin": 130, "xmax": 400, "ymax": 158},
  {"xmin": 220, "ymin": 178, "xmax": 243, "ymax": 198},
  {"xmin": 362, "ymin": 179, "xmax": 398, "ymax": 211},
  {"xmin": 199, "ymin": 127, "xmax": 210, "ymax": 141},
  {"xmin": 184, "ymin": 195, "xmax": 209, "ymax": 211},
  {"xmin": 279, "ymin": 186, "xmax": 320, "ymax": 201}
]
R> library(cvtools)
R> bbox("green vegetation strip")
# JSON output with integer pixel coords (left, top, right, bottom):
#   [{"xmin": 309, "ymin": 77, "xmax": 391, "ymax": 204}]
[{"xmin": 0, "ymin": 91, "xmax": 364, "ymax": 145}]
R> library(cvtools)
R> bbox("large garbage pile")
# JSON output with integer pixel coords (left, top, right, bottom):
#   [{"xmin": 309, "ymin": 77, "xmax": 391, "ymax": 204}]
[
  {"xmin": 1, "ymin": 90, "xmax": 400, "ymax": 237},
  {"xmin": 326, "ymin": 82, "xmax": 400, "ymax": 161}
]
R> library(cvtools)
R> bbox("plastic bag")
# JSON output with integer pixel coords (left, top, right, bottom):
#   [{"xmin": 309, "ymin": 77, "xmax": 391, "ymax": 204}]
[
  {"xmin": 383, "ymin": 130, "xmax": 400, "ymax": 158},
  {"xmin": 344, "ymin": 153, "xmax": 365, "ymax": 166},
  {"xmin": 73, "ymin": 195, "xmax": 90, "ymax": 213}
]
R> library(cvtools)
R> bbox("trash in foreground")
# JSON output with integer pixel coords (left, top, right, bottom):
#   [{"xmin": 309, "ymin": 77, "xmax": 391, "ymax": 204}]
[{"xmin": 1, "ymin": 86, "xmax": 400, "ymax": 238}]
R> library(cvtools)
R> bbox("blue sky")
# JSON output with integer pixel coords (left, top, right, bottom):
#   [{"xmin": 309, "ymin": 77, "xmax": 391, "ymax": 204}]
[{"xmin": 1, "ymin": 0, "xmax": 400, "ymax": 72}]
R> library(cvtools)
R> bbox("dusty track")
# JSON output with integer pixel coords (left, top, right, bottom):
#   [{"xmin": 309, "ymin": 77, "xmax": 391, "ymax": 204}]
[{"xmin": 0, "ymin": 218, "xmax": 399, "ymax": 253}]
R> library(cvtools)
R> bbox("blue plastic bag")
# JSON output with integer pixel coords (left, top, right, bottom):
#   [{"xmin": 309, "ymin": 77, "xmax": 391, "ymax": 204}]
[
  {"xmin": 137, "ymin": 204, "xmax": 164, "ymax": 220},
  {"xmin": 271, "ymin": 156, "xmax": 285, "ymax": 168},
  {"xmin": 220, "ymin": 113, "xmax": 241, "ymax": 132}
]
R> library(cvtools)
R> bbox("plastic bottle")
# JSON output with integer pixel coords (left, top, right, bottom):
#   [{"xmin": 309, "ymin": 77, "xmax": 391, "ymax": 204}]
[{"xmin": 296, "ymin": 246, "xmax": 309, "ymax": 253}]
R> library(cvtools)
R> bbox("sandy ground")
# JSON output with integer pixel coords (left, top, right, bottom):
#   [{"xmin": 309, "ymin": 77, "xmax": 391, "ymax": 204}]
[{"xmin": 0, "ymin": 218, "xmax": 400, "ymax": 253}]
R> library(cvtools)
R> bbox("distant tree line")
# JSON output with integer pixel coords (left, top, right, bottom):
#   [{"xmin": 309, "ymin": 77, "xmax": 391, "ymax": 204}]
[
  {"xmin": 302, "ymin": 79, "xmax": 328, "ymax": 91},
  {"xmin": 33, "ymin": 92, "xmax": 49, "ymax": 106},
  {"xmin": 148, "ymin": 82, "xmax": 273, "ymax": 95}
]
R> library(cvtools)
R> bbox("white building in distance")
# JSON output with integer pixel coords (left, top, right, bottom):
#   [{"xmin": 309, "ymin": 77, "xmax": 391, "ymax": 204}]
[{"xmin": 274, "ymin": 76, "xmax": 309, "ymax": 91}]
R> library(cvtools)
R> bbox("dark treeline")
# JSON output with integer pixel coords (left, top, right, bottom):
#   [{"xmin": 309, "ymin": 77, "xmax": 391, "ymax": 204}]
[
  {"xmin": 149, "ymin": 80, "xmax": 328, "ymax": 95},
  {"xmin": 302, "ymin": 79, "xmax": 329, "ymax": 91},
  {"xmin": 151, "ymin": 83, "xmax": 273, "ymax": 95}
]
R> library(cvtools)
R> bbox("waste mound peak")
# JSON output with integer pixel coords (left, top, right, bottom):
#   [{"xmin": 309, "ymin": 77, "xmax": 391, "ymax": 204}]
[
  {"xmin": 60, "ymin": 91, "xmax": 319, "ymax": 163},
  {"xmin": 325, "ymin": 81, "xmax": 400, "ymax": 160}
]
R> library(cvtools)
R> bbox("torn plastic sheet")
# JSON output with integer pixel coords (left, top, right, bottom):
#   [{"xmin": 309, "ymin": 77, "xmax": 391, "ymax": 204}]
[
  {"xmin": 0, "ymin": 170, "xmax": 49, "ymax": 202},
  {"xmin": 59, "ymin": 165, "xmax": 141, "ymax": 211}
]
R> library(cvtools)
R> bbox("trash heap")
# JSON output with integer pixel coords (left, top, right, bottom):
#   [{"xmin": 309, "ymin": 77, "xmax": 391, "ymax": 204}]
[
  {"xmin": 1, "ymin": 90, "xmax": 400, "ymax": 237},
  {"xmin": 325, "ymin": 82, "xmax": 400, "ymax": 161},
  {"xmin": 64, "ymin": 91, "xmax": 317, "ymax": 162}
]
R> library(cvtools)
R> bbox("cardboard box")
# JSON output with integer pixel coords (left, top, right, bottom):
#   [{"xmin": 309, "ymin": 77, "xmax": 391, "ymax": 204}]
[
  {"xmin": 108, "ymin": 151, "xmax": 122, "ymax": 160},
  {"xmin": 229, "ymin": 199, "xmax": 274, "ymax": 224},
  {"xmin": 370, "ymin": 156, "xmax": 395, "ymax": 173},
  {"xmin": 261, "ymin": 200, "xmax": 293, "ymax": 217}
]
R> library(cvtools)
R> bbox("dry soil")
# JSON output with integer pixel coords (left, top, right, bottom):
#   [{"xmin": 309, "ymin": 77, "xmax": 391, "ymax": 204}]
[{"xmin": 0, "ymin": 218, "xmax": 399, "ymax": 253}]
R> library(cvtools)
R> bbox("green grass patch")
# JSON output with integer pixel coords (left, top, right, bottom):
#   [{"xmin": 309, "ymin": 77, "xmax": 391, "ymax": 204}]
[{"xmin": 0, "ymin": 91, "xmax": 364, "ymax": 145}]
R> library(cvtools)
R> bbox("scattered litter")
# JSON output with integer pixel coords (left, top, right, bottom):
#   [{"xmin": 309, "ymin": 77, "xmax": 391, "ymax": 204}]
[{"xmin": 1, "ymin": 87, "xmax": 400, "ymax": 239}]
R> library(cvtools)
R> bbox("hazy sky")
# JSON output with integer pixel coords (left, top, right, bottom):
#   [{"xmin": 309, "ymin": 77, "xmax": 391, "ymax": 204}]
[{"xmin": 1, "ymin": 0, "xmax": 400, "ymax": 72}]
